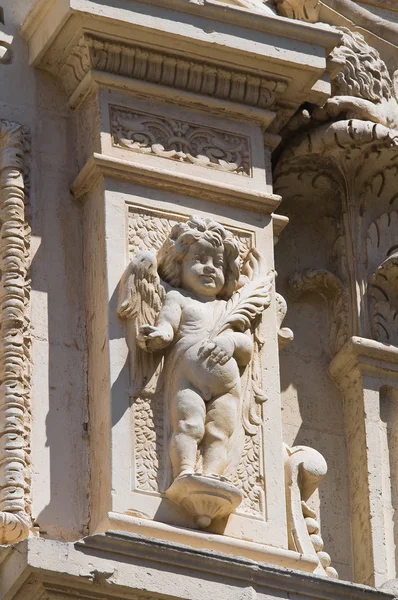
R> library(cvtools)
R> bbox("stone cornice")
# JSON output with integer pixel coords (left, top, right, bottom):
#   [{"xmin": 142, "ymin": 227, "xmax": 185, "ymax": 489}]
[
  {"xmin": 21, "ymin": 0, "xmax": 341, "ymax": 61},
  {"xmin": 71, "ymin": 153, "xmax": 282, "ymax": 214},
  {"xmin": 20, "ymin": 0, "xmax": 341, "ymax": 122},
  {"xmin": 2, "ymin": 534, "xmax": 395, "ymax": 600},
  {"xmin": 329, "ymin": 336, "xmax": 398, "ymax": 381}
]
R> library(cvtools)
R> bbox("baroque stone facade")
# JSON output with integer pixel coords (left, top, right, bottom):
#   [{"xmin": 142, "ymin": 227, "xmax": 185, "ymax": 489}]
[{"xmin": 1, "ymin": 0, "xmax": 398, "ymax": 600}]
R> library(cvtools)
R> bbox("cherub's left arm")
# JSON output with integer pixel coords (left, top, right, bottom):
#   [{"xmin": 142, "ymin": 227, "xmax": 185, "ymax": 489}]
[
  {"xmin": 198, "ymin": 329, "xmax": 253, "ymax": 367},
  {"xmin": 230, "ymin": 330, "xmax": 253, "ymax": 367}
]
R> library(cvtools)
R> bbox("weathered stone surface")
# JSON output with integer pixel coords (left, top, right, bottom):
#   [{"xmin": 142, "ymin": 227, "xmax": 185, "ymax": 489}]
[{"xmin": 1, "ymin": 0, "xmax": 398, "ymax": 599}]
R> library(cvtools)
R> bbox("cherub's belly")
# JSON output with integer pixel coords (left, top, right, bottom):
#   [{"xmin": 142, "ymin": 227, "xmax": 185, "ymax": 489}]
[{"xmin": 179, "ymin": 340, "xmax": 240, "ymax": 399}]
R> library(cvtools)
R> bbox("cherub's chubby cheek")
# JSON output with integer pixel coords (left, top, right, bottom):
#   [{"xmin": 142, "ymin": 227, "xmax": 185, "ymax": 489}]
[{"xmin": 181, "ymin": 341, "xmax": 239, "ymax": 399}]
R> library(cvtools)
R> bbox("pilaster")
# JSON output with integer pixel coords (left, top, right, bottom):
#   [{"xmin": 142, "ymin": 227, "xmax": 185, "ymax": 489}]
[{"xmin": 20, "ymin": 0, "xmax": 341, "ymax": 575}]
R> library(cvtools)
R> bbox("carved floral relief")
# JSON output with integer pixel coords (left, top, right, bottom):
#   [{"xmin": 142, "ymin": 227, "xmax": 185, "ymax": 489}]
[
  {"xmin": 0, "ymin": 120, "xmax": 32, "ymax": 545},
  {"xmin": 111, "ymin": 106, "xmax": 252, "ymax": 177},
  {"xmin": 119, "ymin": 210, "xmax": 272, "ymax": 526}
]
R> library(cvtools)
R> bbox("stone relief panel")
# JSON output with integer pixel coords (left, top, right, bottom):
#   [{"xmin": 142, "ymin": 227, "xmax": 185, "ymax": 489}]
[
  {"xmin": 0, "ymin": 120, "xmax": 32, "ymax": 545},
  {"xmin": 121, "ymin": 206, "xmax": 270, "ymax": 524},
  {"xmin": 110, "ymin": 106, "xmax": 252, "ymax": 177}
]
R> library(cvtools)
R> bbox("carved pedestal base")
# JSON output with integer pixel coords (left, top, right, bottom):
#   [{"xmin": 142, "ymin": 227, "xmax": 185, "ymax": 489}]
[{"xmin": 166, "ymin": 474, "xmax": 243, "ymax": 528}]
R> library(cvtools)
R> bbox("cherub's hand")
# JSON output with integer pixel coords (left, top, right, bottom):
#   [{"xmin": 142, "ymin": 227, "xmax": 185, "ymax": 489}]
[
  {"xmin": 137, "ymin": 325, "xmax": 173, "ymax": 352},
  {"xmin": 198, "ymin": 334, "xmax": 235, "ymax": 366}
]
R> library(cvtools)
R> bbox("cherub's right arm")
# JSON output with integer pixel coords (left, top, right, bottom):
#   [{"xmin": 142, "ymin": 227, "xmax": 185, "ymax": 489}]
[
  {"xmin": 138, "ymin": 290, "xmax": 182, "ymax": 352},
  {"xmin": 156, "ymin": 290, "xmax": 183, "ymax": 339}
]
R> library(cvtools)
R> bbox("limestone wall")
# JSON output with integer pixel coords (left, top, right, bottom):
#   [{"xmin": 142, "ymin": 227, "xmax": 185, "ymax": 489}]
[{"xmin": 0, "ymin": 1, "xmax": 88, "ymax": 541}]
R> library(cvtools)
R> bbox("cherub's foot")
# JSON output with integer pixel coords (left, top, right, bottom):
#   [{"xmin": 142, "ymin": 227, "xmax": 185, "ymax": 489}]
[{"xmin": 177, "ymin": 468, "xmax": 195, "ymax": 477}]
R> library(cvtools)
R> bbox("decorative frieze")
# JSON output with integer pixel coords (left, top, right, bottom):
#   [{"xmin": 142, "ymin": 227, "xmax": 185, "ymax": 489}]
[
  {"xmin": 110, "ymin": 106, "xmax": 252, "ymax": 176},
  {"xmin": 59, "ymin": 35, "xmax": 288, "ymax": 109},
  {"xmin": 0, "ymin": 120, "xmax": 32, "ymax": 544}
]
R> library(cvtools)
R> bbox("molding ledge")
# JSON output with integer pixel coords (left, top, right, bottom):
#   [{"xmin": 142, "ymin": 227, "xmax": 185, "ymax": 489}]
[
  {"xmin": 329, "ymin": 336, "xmax": 398, "ymax": 380},
  {"xmin": 20, "ymin": 0, "xmax": 342, "ymax": 134},
  {"xmin": 92, "ymin": 513, "xmax": 319, "ymax": 572},
  {"xmin": 1, "ymin": 534, "xmax": 395, "ymax": 600},
  {"xmin": 71, "ymin": 153, "xmax": 282, "ymax": 214}
]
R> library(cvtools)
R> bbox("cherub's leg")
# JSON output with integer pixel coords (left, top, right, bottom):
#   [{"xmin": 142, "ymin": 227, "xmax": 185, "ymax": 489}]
[
  {"xmin": 202, "ymin": 391, "xmax": 240, "ymax": 476},
  {"xmin": 169, "ymin": 385, "xmax": 206, "ymax": 479}
]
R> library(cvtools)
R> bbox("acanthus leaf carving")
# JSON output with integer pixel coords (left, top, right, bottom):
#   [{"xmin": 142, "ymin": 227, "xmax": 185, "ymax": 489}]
[
  {"xmin": 110, "ymin": 106, "xmax": 251, "ymax": 177},
  {"xmin": 0, "ymin": 120, "xmax": 32, "ymax": 545},
  {"xmin": 285, "ymin": 444, "xmax": 338, "ymax": 579},
  {"xmin": 313, "ymin": 28, "xmax": 398, "ymax": 131}
]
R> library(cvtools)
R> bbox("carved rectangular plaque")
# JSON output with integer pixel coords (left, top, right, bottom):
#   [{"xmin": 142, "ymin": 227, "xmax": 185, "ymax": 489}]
[
  {"xmin": 127, "ymin": 204, "xmax": 264, "ymax": 518},
  {"xmin": 111, "ymin": 105, "xmax": 252, "ymax": 177}
]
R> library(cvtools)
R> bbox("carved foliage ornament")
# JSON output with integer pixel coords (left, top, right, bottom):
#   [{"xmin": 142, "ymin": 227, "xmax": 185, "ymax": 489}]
[
  {"xmin": 284, "ymin": 444, "xmax": 338, "ymax": 578},
  {"xmin": 119, "ymin": 214, "xmax": 272, "ymax": 527},
  {"xmin": 110, "ymin": 106, "xmax": 252, "ymax": 177},
  {"xmin": 277, "ymin": 29, "xmax": 398, "ymax": 352},
  {"xmin": 314, "ymin": 28, "xmax": 398, "ymax": 130},
  {"xmin": 0, "ymin": 120, "xmax": 32, "ymax": 544}
]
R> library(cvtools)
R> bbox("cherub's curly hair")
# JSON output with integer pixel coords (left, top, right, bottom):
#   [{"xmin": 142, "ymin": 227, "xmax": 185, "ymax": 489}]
[
  {"xmin": 157, "ymin": 216, "xmax": 241, "ymax": 299},
  {"xmin": 331, "ymin": 27, "xmax": 394, "ymax": 102}
]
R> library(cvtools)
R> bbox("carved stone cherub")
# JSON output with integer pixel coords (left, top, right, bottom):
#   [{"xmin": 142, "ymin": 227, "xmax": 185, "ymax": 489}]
[{"xmin": 119, "ymin": 216, "xmax": 271, "ymax": 526}]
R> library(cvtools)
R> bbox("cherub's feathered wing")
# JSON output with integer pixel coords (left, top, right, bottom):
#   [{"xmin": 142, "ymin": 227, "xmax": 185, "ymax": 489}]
[
  {"xmin": 213, "ymin": 248, "xmax": 273, "ymax": 439},
  {"xmin": 118, "ymin": 251, "xmax": 166, "ymax": 396}
]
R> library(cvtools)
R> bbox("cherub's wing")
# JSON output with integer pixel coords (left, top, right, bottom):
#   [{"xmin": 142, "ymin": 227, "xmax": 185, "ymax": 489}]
[
  {"xmin": 215, "ymin": 248, "xmax": 273, "ymax": 336},
  {"xmin": 214, "ymin": 248, "xmax": 273, "ymax": 436},
  {"xmin": 118, "ymin": 251, "xmax": 166, "ymax": 396}
]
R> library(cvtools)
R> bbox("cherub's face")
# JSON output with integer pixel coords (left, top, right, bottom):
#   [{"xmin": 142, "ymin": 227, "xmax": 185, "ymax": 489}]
[{"xmin": 181, "ymin": 239, "xmax": 225, "ymax": 298}]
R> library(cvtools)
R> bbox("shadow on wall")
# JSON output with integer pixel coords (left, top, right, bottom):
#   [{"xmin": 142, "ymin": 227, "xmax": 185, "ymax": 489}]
[
  {"xmin": 25, "ymin": 60, "xmax": 89, "ymax": 540},
  {"xmin": 276, "ymin": 285, "xmax": 353, "ymax": 581}
]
